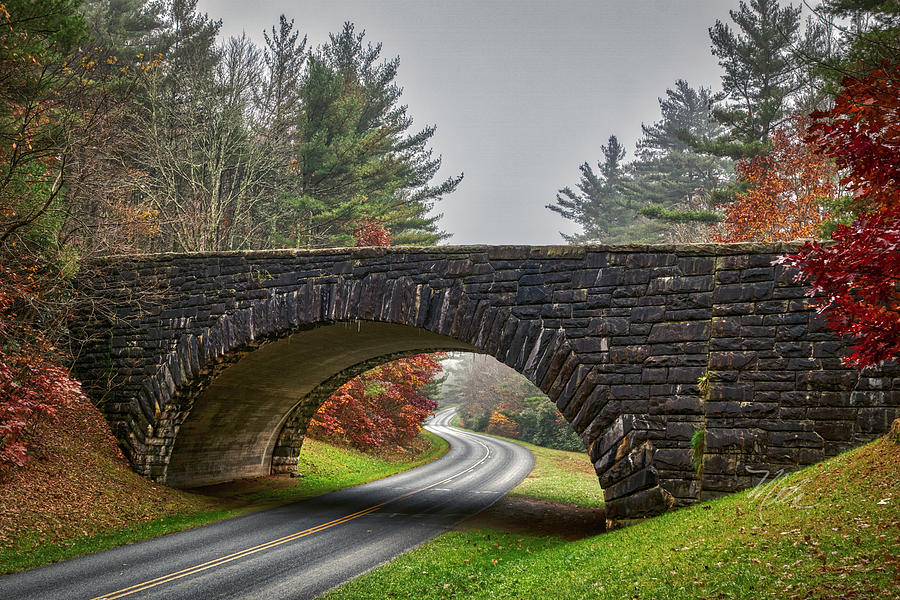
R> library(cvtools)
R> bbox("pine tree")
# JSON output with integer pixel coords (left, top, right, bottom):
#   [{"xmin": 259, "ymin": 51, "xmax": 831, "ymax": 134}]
[
  {"xmin": 706, "ymin": 0, "xmax": 803, "ymax": 156},
  {"xmin": 548, "ymin": 135, "xmax": 651, "ymax": 243},
  {"xmin": 790, "ymin": 13, "xmax": 842, "ymax": 115},
  {"xmin": 80, "ymin": 0, "xmax": 165, "ymax": 59},
  {"xmin": 279, "ymin": 22, "xmax": 462, "ymax": 248},
  {"xmin": 258, "ymin": 15, "xmax": 306, "ymax": 141},
  {"xmin": 629, "ymin": 81, "xmax": 731, "ymax": 239},
  {"xmin": 637, "ymin": 80, "xmax": 723, "ymax": 156},
  {"xmin": 675, "ymin": 1, "xmax": 818, "ymax": 234},
  {"xmin": 248, "ymin": 15, "xmax": 307, "ymax": 247},
  {"xmin": 817, "ymin": 0, "xmax": 900, "ymax": 80}
]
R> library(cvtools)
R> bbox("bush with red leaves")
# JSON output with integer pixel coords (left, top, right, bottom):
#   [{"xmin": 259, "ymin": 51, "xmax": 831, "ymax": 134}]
[
  {"xmin": 353, "ymin": 219, "xmax": 391, "ymax": 247},
  {"xmin": 308, "ymin": 354, "xmax": 443, "ymax": 450},
  {"xmin": 0, "ymin": 265, "xmax": 86, "ymax": 468}
]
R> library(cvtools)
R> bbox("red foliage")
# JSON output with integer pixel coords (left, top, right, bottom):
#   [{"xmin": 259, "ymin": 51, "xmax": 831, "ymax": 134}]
[
  {"xmin": 804, "ymin": 63, "xmax": 900, "ymax": 213},
  {"xmin": 715, "ymin": 118, "xmax": 839, "ymax": 243},
  {"xmin": 308, "ymin": 354, "xmax": 444, "ymax": 450},
  {"xmin": 0, "ymin": 265, "xmax": 86, "ymax": 468},
  {"xmin": 353, "ymin": 219, "xmax": 391, "ymax": 247},
  {"xmin": 782, "ymin": 64, "xmax": 900, "ymax": 368},
  {"xmin": 780, "ymin": 209, "xmax": 900, "ymax": 368}
]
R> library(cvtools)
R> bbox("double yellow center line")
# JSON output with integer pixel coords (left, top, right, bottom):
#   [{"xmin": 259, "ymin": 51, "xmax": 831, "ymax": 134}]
[{"xmin": 92, "ymin": 429, "xmax": 490, "ymax": 600}]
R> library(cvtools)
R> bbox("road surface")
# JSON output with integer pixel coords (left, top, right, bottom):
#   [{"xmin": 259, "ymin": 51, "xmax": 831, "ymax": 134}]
[{"xmin": 0, "ymin": 408, "xmax": 534, "ymax": 599}]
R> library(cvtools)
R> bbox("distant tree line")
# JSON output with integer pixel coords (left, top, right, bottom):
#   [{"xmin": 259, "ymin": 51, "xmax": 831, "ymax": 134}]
[{"xmin": 439, "ymin": 353, "xmax": 584, "ymax": 452}]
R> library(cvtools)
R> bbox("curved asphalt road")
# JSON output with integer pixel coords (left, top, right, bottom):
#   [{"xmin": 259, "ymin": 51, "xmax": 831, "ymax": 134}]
[{"xmin": 0, "ymin": 408, "xmax": 534, "ymax": 600}]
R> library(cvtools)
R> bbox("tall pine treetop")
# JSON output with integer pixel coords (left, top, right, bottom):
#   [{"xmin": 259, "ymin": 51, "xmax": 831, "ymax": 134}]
[
  {"xmin": 638, "ymin": 79, "xmax": 723, "ymax": 157},
  {"xmin": 709, "ymin": 0, "xmax": 802, "ymax": 148}
]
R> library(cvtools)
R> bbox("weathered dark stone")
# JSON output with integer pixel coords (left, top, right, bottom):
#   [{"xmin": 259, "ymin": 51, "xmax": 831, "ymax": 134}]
[
  {"xmin": 647, "ymin": 321, "xmax": 710, "ymax": 343},
  {"xmin": 516, "ymin": 285, "xmax": 548, "ymax": 304},
  {"xmin": 69, "ymin": 243, "xmax": 900, "ymax": 522},
  {"xmin": 769, "ymin": 430, "xmax": 824, "ymax": 448},
  {"xmin": 606, "ymin": 485, "xmax": 674, "ymax": 519},
  {"xmin": 706, "ymin": 428, "xmax": 764, "ymax": 450},
  {"xmin": 713, "ymin": 282, "xmax": 774, "ymax": 303}
]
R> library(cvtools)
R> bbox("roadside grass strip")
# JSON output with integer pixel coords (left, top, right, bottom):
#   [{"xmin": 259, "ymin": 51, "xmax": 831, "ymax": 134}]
[
  {"xmin": 503, "ymin": 438, "xmax": 604, "ymax": 508},
  {"xmin": 449, "ymin": 420, "xmax": 604, "ymax": 508},
  {"xmin": 324, "ymin": 436, "xmax": 900, "ymax": 599}
]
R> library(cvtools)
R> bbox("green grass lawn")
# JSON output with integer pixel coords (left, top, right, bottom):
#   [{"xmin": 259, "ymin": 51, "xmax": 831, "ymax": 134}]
[
  {"xmin": 0, "ymin": 431, "xmax": 449, "ymax": 575},
  {"xmin": 451, "ymin": 416, "xmax": 603, "ymax": 508},
  {"xmin": 198, "ymin": 430, "xmax": 451, "ymax": 506},
  {"xmin": 503, "ymin": 438, "xmax": 603, "ymax": 508},
  {"xmin": 324, "ymin": 435, "xmax": 900, "ymax": 600}
]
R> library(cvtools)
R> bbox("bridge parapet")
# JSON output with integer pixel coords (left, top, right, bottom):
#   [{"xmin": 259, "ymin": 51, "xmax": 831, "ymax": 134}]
[{"xmin": 72, "ymin": 243, "xmax": 899, "ymax": 520}]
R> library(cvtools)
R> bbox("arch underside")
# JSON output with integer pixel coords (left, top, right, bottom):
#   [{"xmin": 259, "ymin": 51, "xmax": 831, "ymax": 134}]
[{"xmin": 165, "ymin": 321, "xmax": 475, "ymax": 488}]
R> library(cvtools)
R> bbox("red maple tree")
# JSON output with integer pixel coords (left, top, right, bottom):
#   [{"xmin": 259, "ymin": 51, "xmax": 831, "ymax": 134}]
[
  {"xmin": 308, "ymin": 354, "xmax": 444, "ymax": 449},
  {"xmin": 781, "ymin": 63, "xmax": 900, "ymax": 368},
  {"xmin": 803, "ymin": 63, "xmax": 899, "ymax": 213}
]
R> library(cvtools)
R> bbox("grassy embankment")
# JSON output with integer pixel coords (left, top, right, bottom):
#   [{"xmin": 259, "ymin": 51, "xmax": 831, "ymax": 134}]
[
  {"xmin": 497, "ymin": 436, "xmax": 603, "ymax": 508},
  {"xmin": 0, "ymin": 398, "xmax": 449, "ymax": 575},
  {"xmin": 449, "ymin": 413, "xmax": 603, "ymax": 508},
  {"xmin": 326, "ymin": 433, "xmax": 900, "ymax": 599}
]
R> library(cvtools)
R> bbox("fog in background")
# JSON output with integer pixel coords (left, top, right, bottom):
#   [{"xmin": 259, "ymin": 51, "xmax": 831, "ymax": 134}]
[{"xmin": 198, "ymin": 0, "xmax": 731, "ymax": 244}]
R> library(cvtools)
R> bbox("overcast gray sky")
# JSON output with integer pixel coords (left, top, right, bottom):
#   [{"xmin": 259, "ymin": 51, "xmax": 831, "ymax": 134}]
[{"xmin": 198, "ymin": 0, "xmax": 734, "ymax": 245}]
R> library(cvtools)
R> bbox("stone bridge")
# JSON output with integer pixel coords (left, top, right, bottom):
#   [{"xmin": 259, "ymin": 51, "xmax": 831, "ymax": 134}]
[{"xmin": 72, "ymin": 244, "xmax": 899, "ymax": 520}]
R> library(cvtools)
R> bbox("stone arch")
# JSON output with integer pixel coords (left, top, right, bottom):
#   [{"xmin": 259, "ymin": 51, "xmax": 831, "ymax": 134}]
[
  {"xmin": 163, "ymin": 321, "xmax": 475, "ymax": 487},
  {"xmin": 73, "ymin": 245, "xmax": 898, "ymax": 520},
  {"xmin": 116, "ymin": 275, "xmax": 586, "ymax": 491}
]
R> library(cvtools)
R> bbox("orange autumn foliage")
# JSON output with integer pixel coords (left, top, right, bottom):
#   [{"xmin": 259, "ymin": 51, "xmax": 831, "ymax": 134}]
[
  {"xmin": 714, "ymin": 119, "xmax": 839, "ymax": 243},
  {"xmin": 486, "ymin": 410, "xmax": 520, "ymax": 438}
]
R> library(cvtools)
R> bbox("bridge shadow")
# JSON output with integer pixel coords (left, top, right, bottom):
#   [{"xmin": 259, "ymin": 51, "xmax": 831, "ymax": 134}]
[
  {"xmin": 457, "ymin": 496, "xmax": 606, "ymax": 540},
  {"xmin": 184, "ymin": 471, "xmax": 608, "ymax": 541}
]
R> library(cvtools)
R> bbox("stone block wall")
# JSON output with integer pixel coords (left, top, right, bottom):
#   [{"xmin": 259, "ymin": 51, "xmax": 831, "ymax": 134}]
[{"xmin": 71, "ymin": 243, "xmax": 900, "ymax": 518}]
